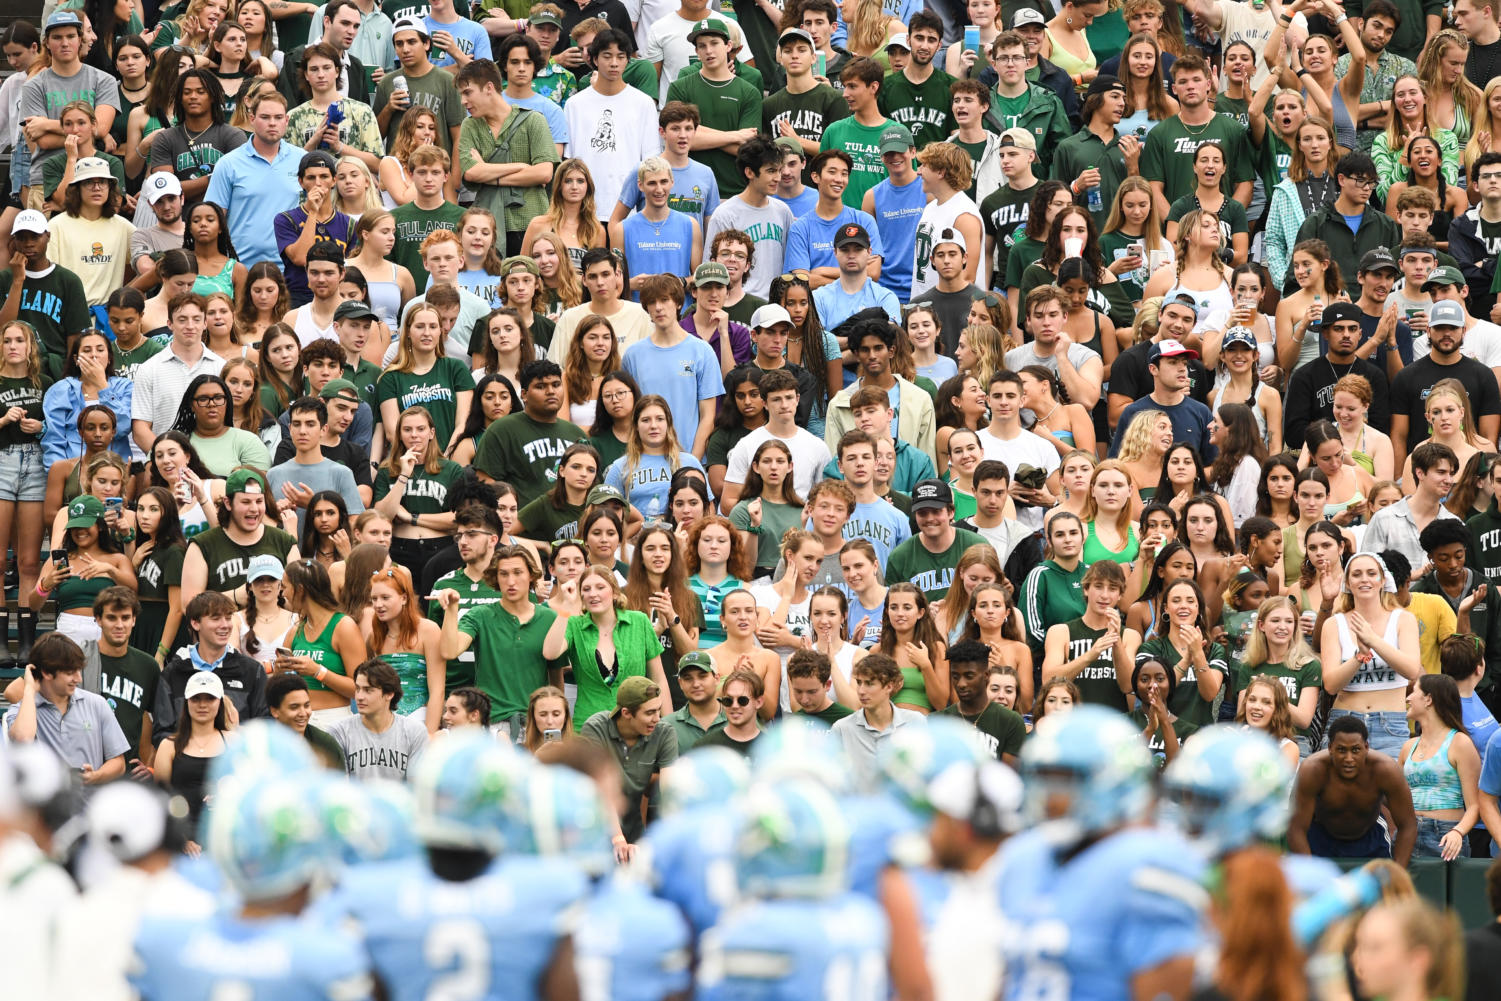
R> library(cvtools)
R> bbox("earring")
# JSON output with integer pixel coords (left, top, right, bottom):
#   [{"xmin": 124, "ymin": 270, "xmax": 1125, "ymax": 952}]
[{"xmin": 1066, "ymin": 14, "xmax": 1074, "ymax": 23}]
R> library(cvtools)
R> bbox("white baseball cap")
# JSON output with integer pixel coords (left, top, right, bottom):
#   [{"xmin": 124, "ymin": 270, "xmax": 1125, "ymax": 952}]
[
  {"xmin": 931, "ymin": 226, "xmax": 967, "ymax": 254},
  {"xmin": 750, "ymin": 303, "xmax": 793, "ymax": 329},
  {"xmin": 142, "ymin": 171, "xmax": 183, "ymax": 205},
  {"xmin": 185, "ymin": 671, "xmax": 225, "ymax": 700},
  {"xmin": 71, "ymin": 157, "xmax": 113, "ymax": 185},
  {"xmin": 11, "ymin": 210, "xmax": 48, "ymax": 236}
]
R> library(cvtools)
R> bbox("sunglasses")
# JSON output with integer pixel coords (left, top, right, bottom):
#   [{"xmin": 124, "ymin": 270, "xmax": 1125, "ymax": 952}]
[
  {"xmin": 718, "ymin": 695, "xmax": 753, "ymax": 707},
  {"xmin": 550, "ymin": 538, "xmax": 585, "ymax": 550}
]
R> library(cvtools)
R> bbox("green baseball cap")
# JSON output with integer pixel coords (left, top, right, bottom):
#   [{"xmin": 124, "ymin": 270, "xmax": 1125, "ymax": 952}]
[
  {"xmin": 500, "ymin": 255, "xmax": 541, "ymax": 278},
  {"xmin": 676, "ymin": 651, "xmax": 717, "ymax": 676},
  {"xmin": 615, "ymin": 675, "xmax": 662, "ymax": 712},
  {"xmin": 528, "ymin": 9, "xmax": 563, "ymax": 28},
  {"xmin": 693, "ymin": 261, "xmax": 731, "ymax": 286},
  {"xmin": 318, "ymin": 378, "xmax": 361, "ymax": 402},
  {"xmin": 688, "ymin": 17, "xmax": 732, "ymax": 42},
  {"xmin": 65, "ymin": 495, "xmax": 106, "ymax": 529},
  {"xmin": 1423, "ymin": 265, "xmax": 1466, "ymax": 291},
  {"xmin": 878, "ymin": 123, "xmax": 915, "ymax": 154},
  {"xmin": 226, "ymin": 469, "xmax": 267, "ymax": 497}
]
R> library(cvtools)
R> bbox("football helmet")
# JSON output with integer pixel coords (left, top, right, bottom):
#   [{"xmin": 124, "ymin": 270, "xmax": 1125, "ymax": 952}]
[
  {"xmin": 1019, "ymin": 705, "xmax": 1154, "ymax": 841},
  {"xmin": 1159, "ymin": 725, "xmax": 1293, "ymax": 856}
]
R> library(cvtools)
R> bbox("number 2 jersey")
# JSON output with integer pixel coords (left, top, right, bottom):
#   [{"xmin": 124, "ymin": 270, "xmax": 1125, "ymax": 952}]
[
  {"xmin": 996, "ymin": 826, "xmax": 1207, "ymax": 1001},
  {"xmin": 696, "ymin": 894, "xmax": 891, "ymax": 1001},
  {"xmin": 326, "ymin": 854, "xmax": 587, "ymax": 1001},
  {"xmin": 130, "ymin": 908, "xmax": 373, "ymax": 1001}
]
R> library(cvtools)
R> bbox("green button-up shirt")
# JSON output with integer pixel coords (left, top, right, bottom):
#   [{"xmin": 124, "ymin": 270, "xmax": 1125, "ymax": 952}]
[{"xmin": 667, "ymin": 703, "xmax": 727, "ymax": 753}]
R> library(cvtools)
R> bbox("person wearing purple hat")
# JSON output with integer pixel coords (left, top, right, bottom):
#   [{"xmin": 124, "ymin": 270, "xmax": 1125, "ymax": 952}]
[{"xmin": 1110, "ymin": 338, "xmax": 1218, "ymax": 461}]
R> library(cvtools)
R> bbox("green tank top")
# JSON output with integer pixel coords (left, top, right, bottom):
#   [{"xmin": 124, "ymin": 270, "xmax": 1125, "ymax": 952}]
[
  {"xmin": 1282, "ymin": 524, "xmax": 1303, "ymax": 587},
  {"xmin": 293, "ymin": 612, "xmax": 348, "ymax": 692},
  {"xmin": 54, "ymin": 570, "xmax": 114, "ymax": 613},
  {"xmin": 62, "ymin": 460, "xmax": 84, "ymax": 508},
  {"xmin": 190, "ymin": 527, "xmax": 296, "ymax": 595},
  {"xmin": 894, "ymin": 665, "xmax": 932, "ymax": 712},
  {"xmin": 1082, "ymin": 520, "xmax": 1140, "ymax": 566},
  {"xmin": 1065, "ymin": 616, "xmax": 1128, "ymax": 712},
  {"xmin": 382, "ymin": 650, "xmax": 429, "ymax": 717}
]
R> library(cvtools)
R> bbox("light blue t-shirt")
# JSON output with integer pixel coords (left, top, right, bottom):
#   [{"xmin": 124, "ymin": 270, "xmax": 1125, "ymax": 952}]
[
  {"xmin": 775, "ymin": 187, "xmax": 819, "ymax": 220},
  {"xmin": 457, "ymin": 268, "xmax": 502, "ymax": 308},
  {"xmin": 508, "ymin": 92, "xmax": 568, "ymax": 144},
  {"xmin": 618, "ymin": 160, "xmax": 722, "ymax": 229},
  {"xmin": 813, "ymin": 279, "xmax": 901, "ymax": 333},
  {"xmin": 1463, "ymin": 693, "xmax": 1499, "ymax": 755},
  {"xmin": 621, "ymin": 211, "xmax": 698, "ymax": 300},
  {"xmin": 785, "ymin": 206, "xmax": 886, "ymax": 273},
  {"xmin": 844, "ymin": 499, "xmax": 911, "ymax": 570},
  {"xmin": 620, "ymin": 334, "xmax": 723, "ymax": 451},
  {"xmin": 605, "ymin": 451, "xmax": 709, "ymax": 518},
  {"xmin": 424, "ymin": 14, "xmax": 491, "ymax": 67},
  {"xmin": 919, "ymin": 355, "xmax": 960, "ymax": 385},
  {"xmin": 871, "ymin": 174, "xmax": 926, "ymax": 301}
]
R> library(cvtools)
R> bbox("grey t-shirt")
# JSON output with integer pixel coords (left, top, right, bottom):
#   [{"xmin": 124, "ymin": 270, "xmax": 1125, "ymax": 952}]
[
  {"xmin": 326, "ymin": 712, "xmax": 429, "ymax": 781},
  {"xmin": 149, "ymin": 124, "xmax": 247, "ymax": 193},
  {"xmin": 129, "ymin": 225, "xmax": 185, "ymax": 267},
  {"xmin": 911, "ymin": 284, "xmax": 985, "ymax": 354},
  {"xmin": 20, "ymin": 65, "xmax": 121, "ymax": 184},
  {"xmin": 1004, "ymin": 341, "xmax": 1102, "ymax": 380},
  {"xmin": 266, "ymin": 457, "xmax": 366, "ymax": 536},
  {"xmin": 704, "ymin": 196, "xmax": 796, "ymax": 299}
]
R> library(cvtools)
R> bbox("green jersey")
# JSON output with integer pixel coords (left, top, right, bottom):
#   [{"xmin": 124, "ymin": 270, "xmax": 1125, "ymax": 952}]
[
  {"xmin": 516, "ymin": 494, "xmax": 585, "ymax": 542},
  {"xmin": 979, "ymin": 180, "xmax": 1037, "ymax": 285},
  {"xmin": 1135, "ymin": 634, "xmax": 1229, "ymax": 734},
  {"xmin": 459, "ymin": 600, "xmax": 564, "ymax": 720},
  {"xmin": 1061, "ymin": 616, "xmax": 1128, "ymax": 712},
  {"xmin": 885, "ymin": 528, "xmax": 988, "ymax": 603},
  {"xmin": 475, "ymin": 412, "xmax": 586, "ymax": 507},
  {"xmin": 1140, "ymin": 114, "xmax": 1255, "ymax": 207},
  {"xmin": 98, "ymin": 646, "xmax": 159, "ymax": 754},
  {"xmin": 427, "ymin": 567, "xmax": 503, "ymax": 691},
  {"xmin": 375, "ymin": 358, "xmax": 475, "ymax": 447},
  {"xmin": 134, "ymin": 541, "xmax": 185, "ymax": 656},
  {"xmin": 666, "ymin": 72, "xmax": 763, "ymax": 197},
  {"xmin": 879, "ymin": 69, "xmax": 957, "ymax": 151},
  {"xmin": 0, "ymin": 265, "xmax": 91, "ymax": 375},
  {"xmin": 390, "ymin": 201, "xmax": 466, "ymax": 289},
  {"xmin": 189, "ymin": 526, "xmax": 296, "ymax": 595},
  {"xmin": 936, "ymin": 701, "xmax": 1026, "ymax": 760},
  {"xmin": 820, "ymin": 116, "xmax": 893, "ymax": 209},
  {"xmin": 112, "ymin": 337, "xmax": 164, "ymax": 381},
  {"xmin": 293, "ymin": 611, "xmax": 351, "ymax": 692},
  {"xmin": 373, "ymin": 458, "xmax": 465, "ymax": 515}
]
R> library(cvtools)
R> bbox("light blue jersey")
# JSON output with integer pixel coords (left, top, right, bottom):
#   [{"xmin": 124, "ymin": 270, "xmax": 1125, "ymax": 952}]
[
  {"xmin": 842, "ymin": 792, "xmax": 922, "ymax": 897},
  {"xmin": 775, "ymin": 187, "xmax": 818, "ymax": 220},
  {"xmin": 844, "ymin": 499, "xmax": 911, "ymax": 571},
  {"xmin": 578, "ymin": 876, "xmax": 693, "ymax": 1001},
  {"xmin": 131, "ymin": 908, "xmax": 373, "ymax": 1001},
  {"xmin": 643, "ymin": 806, "xmax": 740, "ymax": 934},
  {"xmin": 330, "ymin": 855, "xmax": 587, "ymax": 1001},
  {"xmin": 697, "ymin": 895, "xmax": 890, "ymax": 1001},
  {"xmin": 997, "ymin": 826, "xmax": 1207, "ymax": 1001}
]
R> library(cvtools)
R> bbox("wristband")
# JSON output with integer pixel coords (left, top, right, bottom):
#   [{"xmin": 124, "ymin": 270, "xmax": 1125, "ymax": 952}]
[
  {"xmin": 1296, "ymin": 68, "xmax": 1310, "ymax": 76},
  {"xmin": 35, "ymin": 580, "xmax": 49, "ymax": 597},
  {"xmin": 1334, "ymin": 13, "xmax": 1347, "ymax": 23},
  {"xmin": 316, "ymin": 665, "xmax": 328, "ymax": 680}
]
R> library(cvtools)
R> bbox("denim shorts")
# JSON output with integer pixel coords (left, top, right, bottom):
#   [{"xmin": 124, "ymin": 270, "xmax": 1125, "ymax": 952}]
[
  {"xmin": 1413, "ymin": 817, "xmax": 1470, "ymax": 859},
  {"xmin": 1328, "ymin": 708, "xmax": 1411, "ymax": 759},
  {"xmin": 0, "ymin": 444, "xmax": 47, "ymax": 503}
]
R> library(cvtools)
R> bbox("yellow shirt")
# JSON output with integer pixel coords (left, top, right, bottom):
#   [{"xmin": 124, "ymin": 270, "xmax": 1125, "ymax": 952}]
[
  {"xmin": 46, "ymin": 214, "xmax": 135, "ymax": 307},
  {"xmin": 1406, "ymin": 592, "xmax": 1457, "ymax": 676}
]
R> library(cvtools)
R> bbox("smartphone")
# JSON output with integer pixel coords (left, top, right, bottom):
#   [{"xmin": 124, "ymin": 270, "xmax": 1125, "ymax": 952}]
[
  {"xmin": 275, "ymin": 646, "xmax": 293, "ymax": 659},
  {"xmin": 1126, "ymin": 241, "xmax": 1144, "ymax": 260},
  {"xmin": 963, "ymin": 25, "xmax": 980, "ymax": 53},
  {"xmin": 543, "ymin": 728, "xmax": 563, "ymax": 743},
  {"xmin": 105, "ymin": 496, "xmax": 124, "ymax": 514},
  {"xmin": 54, "ymin": 551, "xmax": 68, "ymax": 573}
]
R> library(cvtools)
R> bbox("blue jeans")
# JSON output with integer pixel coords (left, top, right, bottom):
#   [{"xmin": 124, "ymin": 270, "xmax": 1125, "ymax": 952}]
[
  {"xmin": 1328, "ymin": 708, "xmax": 1410, "ymax": 759},
  {"xmin": 1413, "ymin": 817, "xmax": 1470, "ymax": 859}
]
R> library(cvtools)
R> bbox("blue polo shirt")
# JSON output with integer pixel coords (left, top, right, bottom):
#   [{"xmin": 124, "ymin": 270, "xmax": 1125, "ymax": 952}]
[{"xmin": 204, "ymin": 138, "xmax": 303, "ymax": 268}]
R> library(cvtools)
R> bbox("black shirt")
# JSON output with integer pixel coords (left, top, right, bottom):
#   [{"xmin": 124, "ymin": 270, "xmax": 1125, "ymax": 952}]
[
  {"xmin": 694, "ymin": 728, "xmax": 762, "ymax": 757},
  {"xmin": 1282, "ymin": 354, "xmax": 1391, "ymax": 450},
  {"xmin": 560, "ymin": 0, "xmax": 637, "ymax": 60},
  {"xmin": 1391, "ymin": 354, "xmax": 1501, "ymax": 451},
  {"xmin": 1468, "ymin": 38, "xmax": 1501, "ymax": 93},
  {"xmin": 1107, "ymin": 340, "xmax": 1212, "ymax": 429},
  {"xmin": 911, "ymin": 284, "xmax": 986, "ymax": 355}
]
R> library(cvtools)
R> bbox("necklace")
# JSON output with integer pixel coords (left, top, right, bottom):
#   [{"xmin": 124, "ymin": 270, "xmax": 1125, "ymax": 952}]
[
  {"xmin": 1038, "ymin": 402, "xmax": 1060, "ymax": 426},
  {"xmin": 1179, "ymin": 115, "xmax": 1216, "ymax": 137}
]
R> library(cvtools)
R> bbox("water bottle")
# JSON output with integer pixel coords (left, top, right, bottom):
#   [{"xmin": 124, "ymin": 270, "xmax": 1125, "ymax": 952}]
[{"xmin": 1087, "ymin": 166, "xmax": 1103, "ymax": 213}]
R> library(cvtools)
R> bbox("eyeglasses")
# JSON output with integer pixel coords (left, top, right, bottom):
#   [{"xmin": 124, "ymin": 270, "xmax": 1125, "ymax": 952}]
[
  {"xmin": 601, "ymin": 390, "xmax": 632, "ymax": 402},
  {"xmin": 716, "ymin": 251, "xmax": 749, "ymax": 261},
  {"xmin": 718, "ymin": 695, "xmax": 752, "ymax": 707},
  {"xmin": 1345, "ymin": 176, "xmax": 1377, "ymax": 189},
  {"xmin": 993, "ymin": 54, "xmax": 1026, "ymax": 63},
  {"xmin": 194, "ymin": 394, "xmax": 227, "ymax": 405},
  {"xmin": 455, "ymin": 530, "xmax": 496, "ymax": 541},
  {"xmin": 1480, "ymin": 171, "xmax": 1501, "ymax": 182}
]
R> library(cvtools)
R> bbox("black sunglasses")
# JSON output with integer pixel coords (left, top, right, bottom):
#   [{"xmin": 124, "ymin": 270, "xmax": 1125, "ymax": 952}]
[{"xmin": 717, "ymin": 695, "xmax": 753, "ymax": 707}]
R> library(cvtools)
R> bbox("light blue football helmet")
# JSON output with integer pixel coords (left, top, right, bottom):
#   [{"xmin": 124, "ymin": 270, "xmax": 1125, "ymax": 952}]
[
  {"xmin": 736, "ymin": 779, "xmax": 852, "ymax": 900},
  {"xmin": 205, "ymin": 718, "xmax": 319, "ymax": 789},
  {"xmin": 518, "ymin": 763, "xmax": 614, "ymax": 876},
  {"xmin": 410, "ymin": 731, "xmax": 531, "ymax": 853},
  {"xmin": 877, "ymin": 715, "xmax": 991, "ymax": 816},
  {"xmin": 1159, "ymin": 725, "xmax": 1294, "ymax": 857},
  {"xmin": 749, "ymin": 719, "xmax": 857, "ymax": 793},
  {"xmin": 320, "ymin": 778, "xmax": 418, "ymax": 866},
  {"xmin": 1019, "ymin": 705, "xmax": 1154, "ymax": 841},
  {"xmin": 660, "ymin": 746, "xmax": 751, "ymax": 817},
  {"xmin": 205, "ymin": 772, "xmax": 338, "ymax": 901}
]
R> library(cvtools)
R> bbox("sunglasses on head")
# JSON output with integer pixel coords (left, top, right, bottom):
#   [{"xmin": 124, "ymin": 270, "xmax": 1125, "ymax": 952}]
[{"xmin": 717, "ymin": 695, "xmax": 753, "ymax": 707}]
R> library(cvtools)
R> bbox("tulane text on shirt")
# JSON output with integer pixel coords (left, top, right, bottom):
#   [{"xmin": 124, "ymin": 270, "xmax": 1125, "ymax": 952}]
[
  {"xmin": 910, "ymin": 567, "xmax": 955, "ymax": 595},
  {"xmin": 398, "ymin": 382, "xmax": 453, "ymax": 407},
  {"xmin": 20, "ymin": 286, "xmax": 66, "ymax": 323},
  {"xmin": 347, "ymin": 745, "xmax": 413, "ymax": 772},
  {"xmin": 523, "ymin": 435, "xmax": 574, "ymax": 465}
]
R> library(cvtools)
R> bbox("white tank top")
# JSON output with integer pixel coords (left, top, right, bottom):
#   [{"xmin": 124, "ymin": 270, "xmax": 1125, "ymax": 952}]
[
  {"xmin": 1333, "ymin": 610, "xmax": 1406, "ymax": 692},
  {"xmin": 293, "ymin": 306, "xmax": 337, "ymax": 346},
  {"xmin": 910, "ymin": 192, "xmax": 982, "ymax": 299}
]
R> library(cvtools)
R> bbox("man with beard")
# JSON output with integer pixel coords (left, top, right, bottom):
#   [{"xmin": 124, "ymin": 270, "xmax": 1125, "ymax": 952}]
[
  {"xmin": 1392, "ymin": 298, "xmax": 1501, "ymax": 460},
  {"xmin": 1349, "ymin": 248, "xmax": 1414, "ymax": 380},
  {"xmin": 1283, "ymin": 301, "xmax": 1394, "ymax": 450},
  {"xmin": 1335, "ymin": 0, "xmax": 1414, "ymax": 151},
  {"xmin": 129, "ymin": 173, "xmax": 187, "ymax": 288},
  {"xmin": 180, "ymin": 469, "xmax": 300, "ymax": 609},
  {"xmin": 877, "ymin": 12, "xmax": 955, "ymax": 151}
]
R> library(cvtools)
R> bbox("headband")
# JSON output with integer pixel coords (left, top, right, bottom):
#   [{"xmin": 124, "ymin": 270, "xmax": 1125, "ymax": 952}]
[{"xmin": 1341, "ymin": 553, "xmax": 1397, "ymax": 595}]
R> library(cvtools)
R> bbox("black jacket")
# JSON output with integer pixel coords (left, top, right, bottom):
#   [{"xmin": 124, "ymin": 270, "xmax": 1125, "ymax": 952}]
[
  {"xmin": 152, "ymin": 649, "xmax": 269, "ymax": 746},
  {"xmin": 277, "ymin": 47, "xmax": 372, "ymax": 106},
  {"xmin": 1447, "ymin": 207, "xmax": 1500, "ymax": 323}
]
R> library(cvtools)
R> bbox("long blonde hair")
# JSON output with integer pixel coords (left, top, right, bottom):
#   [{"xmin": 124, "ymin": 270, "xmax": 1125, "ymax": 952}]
[
  {"xmin": 1173, "ymin": 208, "xmax": 1229, "ymax": 281},
  {"xmin": 848, "ymin": 0, "xmax": 894, "ymax": 56},
  {"xmin": 545, "ymin": 159, "xmax": 603, "ymax": 251},
  {"xmin": 390, "ymin": 106, "xmax": 442, "ymax": 170},
  {"xmin": 1241, "ymin": 595, "xmax": 1318, "ymax": 671},
  {"xmin": 1335, "ymin": 553, "xmax": 1403, "ymax": 614},
  {"xmin": 0, "ymin": 320, "xmax": 44, "ymax": 389},
  {"xmin": 1383, "ymin": 74, "xmax": 1443, "ymax": 155},
  {"xmin": 1427, "ymin": 378, "xmax": 1490, "ymax": 448},
  {"xmin": 532, "ymin": 230, "xmax": 583, "ymax": 309},
  {"xmin": 958, "ymin": 324, "xmax": 1005, "ymax": 390},
  {"xmin": 620, "ymin": 395, "xmax": 684, "ymax": 509},
  {"xmin": 1102, "ymin": 176, "xmax": 1167, "ymax": 253},
  {"xmin": 1115, "ymin": 409, "xmax": 1169, "ymax": 464},
  {"xmin": 333, "ymin": 156, "xmax": 382, "ymax": 216},
  {"xmin": 387, "ymin": 303, "xmax": 446, "ymax": 375},
  {"xmin": 1420, "ymin": 30, "xmax": 1481, "ymax": 145},
  {"xmin": 1466, "ymin": 77, "xmax": 1501, "ymax": 175},
  {"xmin": 1286, "ymin": 115, "xmax": 1346, "ymax": 183}
]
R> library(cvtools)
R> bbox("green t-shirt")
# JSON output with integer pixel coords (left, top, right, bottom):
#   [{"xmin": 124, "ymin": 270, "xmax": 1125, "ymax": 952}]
[
  {"xmin": 1060, "ymin": 616, "xmax": 1128, "ymax": 712},
  {"xmin": 475, "ymin": 411, "xmax": 587, "ymax": 507},
  {"xmin": 800, "ymin": 701, "xmax": 855, "ymax": 725},
  {"xmin": 517, "ymin": 494, "xmax": 585, "ymax": 542},
  {"xmin": 879, "ymin": 69, "xmax": 957, "ymax": 151},
  {"xmin": 189, "ymin": 525, "xmax": 296, "ymax": 594},
  {"xmin": 704, "ymin": 426, "xmax": 750, "ymax": 473},
  {"xmin": 42, "ymin": 151, "xmax": 126, "ymax": 202},
  {"xmin": 1234, "ymin": 657, "xmax": 1322, "ymax": 735},
  {"xmin": 666, "ymin": 72, "xmax": 763, "ymax": 197},
  {"xmin": 373, "ymin": 458, "xmax": 465, "ymax": 515},
  {"xmin": 763, "ymin": 84, "xmax": 850, "ymax": 174},
  {"xmin": 459, "ymin": 600, "xmax": 564, "ymax": 720},
  {"xmin": 1135, "ymin": 634, "xmax": 1229, "ymax": 733},
  {"xmin": 1255, "ymin": 129, "xmax": 1294, "ymax": 196},
  {"xmin": 991, "ymin": 92, "xmax": 1031, "ymax": 131},
  {"xmin": 372, "ymin": 62, "xmax": 466, "ymax": 155},
  {"xmin": 729, "ymin": 497, "xmax": 804, "ymax": 572},
  {"xmin": 112, "ymin": 337, "xmax": 164, "ymax": 381},
  {"xmin": 885, "ymin": 527, "xmax": 988, "ymax": 603},
  {"xmin": 1167, "ymin": 194, "xmax": 1250, "ymax": 244},
  {"xmin": 589, "ymin": 430, "xmax": 627, "ymax": 471},
  {"xmin": 979, "ymin": 181, "xmax": 1037, "ymax": 287},
  {"xmin": 133, "ymin": 540, "xmax": 186, "ymax": 655},
  {"xmin": 937, "ymin": 701, "xmax": 1026, "ymax": 760},
  {"xmin": 98, "ymin": 646, "xmax": 159, "ymax": 756},
  {"xmin": 1098, "ymin": 229, "xmax": 1151, "ymax": 301},
  {"xmin": 456, "ymin": 106, "xmax": 561, "ymax": 238},
  {"xmin": 951, "ymin": 135, "xmax": 992, "ymax": 202},
  {"xmin": 1003, "ymin": 234, "xmax": 1044, "ymax": 292},
  {"xmin": 1140, "ymin": 114, "xmax": 1255, "ymax": 207},
  {"xmin": 820, "ymin": 116, "xmax": 893, "ymax": 209},
  {"xmin": 375, "ymin": 358, "xmax": 475, "ymax": 447},
  {"xmin": 0, "ymin": 375, "xmax": 48, "ymax": 449},
  {"xmin": 0, "ymin": 266, "xmax": 91, "ymax": 371},
  {"xmin": 390, "ymin": 201, "xmax": 466, "ymax": 290},
  {"xmin": 305, "ymin": 724, "xmax": 345, "ymax": 769},
  {"xmin": 427, "ymin": 566, "xmax": 503, "ymax": 691},
  {"xmin": 565, "ymin": 609, "xmax": 665, "ymax": 726}
]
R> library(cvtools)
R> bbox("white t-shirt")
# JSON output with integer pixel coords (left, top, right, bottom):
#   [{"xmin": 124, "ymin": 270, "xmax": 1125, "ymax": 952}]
[
  {"xmin": 724, "ymin": 425, "xmax": 832, "ymax": 499},
  {"xmin": 564, "ymin": 86, "xmax": 664, "ymax": 221},
  {"xmin": 910, "ymin": 191, "xmax": 982, "ymax": 299},
  {"xmin": 749, "ymin": 578, "xmax": 812, "ymax": 712},
  {"xmin": 1413, "ymin": 318, "xmax": 1501, "ymax": 368},
  {"xmin": 974, "ymin": 426, "xmax": 1060, "ymax": 531},
  {"xmin": 642, "ymin": 11, "xmax": 751, "ymax": 107}
]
